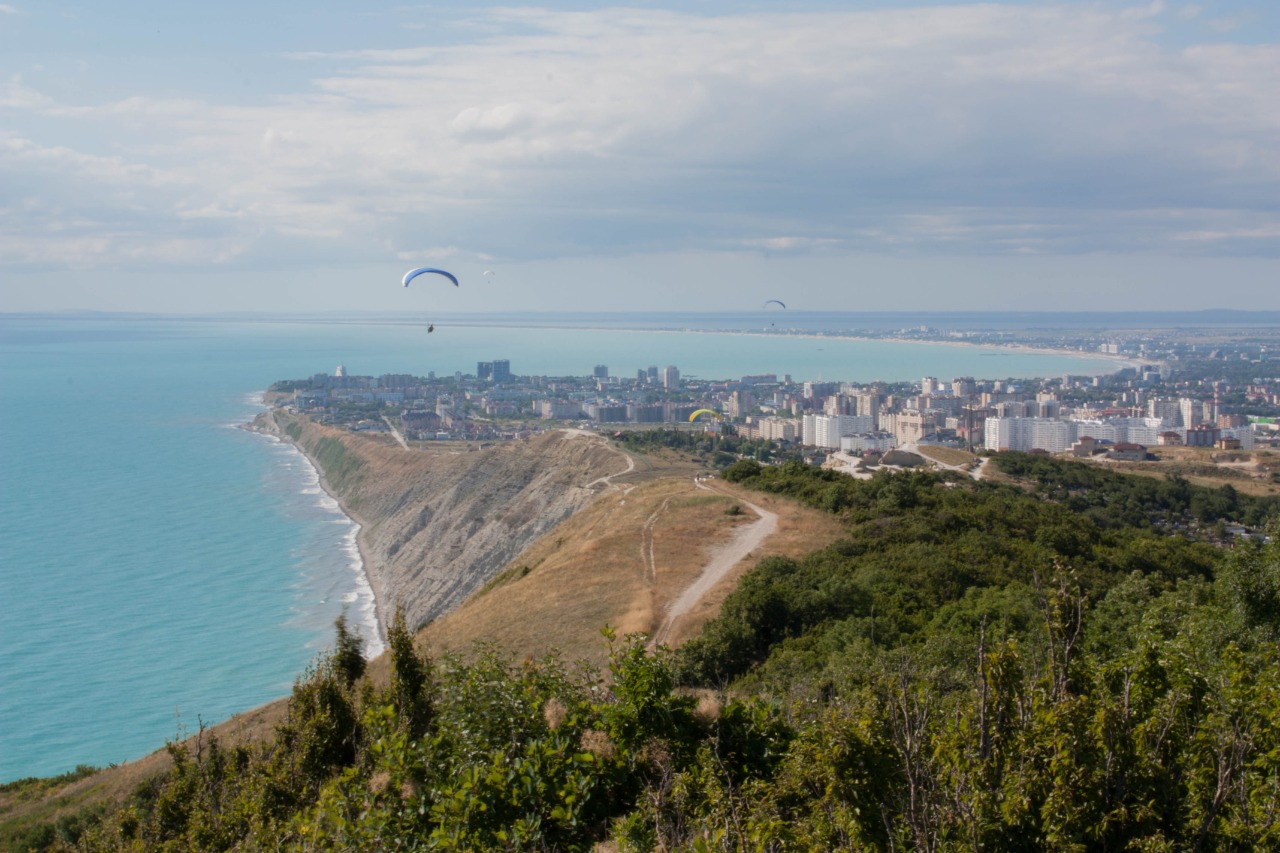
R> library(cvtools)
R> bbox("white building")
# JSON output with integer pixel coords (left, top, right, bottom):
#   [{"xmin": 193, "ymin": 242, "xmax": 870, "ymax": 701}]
[
  {"xmin": 803, "ymin": 414, "xmax": 875, "ymax": 449},
  {"xmin": 984, "ymin": 417, "xmax": 1072, "ymax": 452},
  {"xmin": 986, "ymin": 415, "xmax": 1169, "ymax": 453},
  {"xmin": 1179, "ymin": 397, "xmax": 1201, "ymax": 428}
]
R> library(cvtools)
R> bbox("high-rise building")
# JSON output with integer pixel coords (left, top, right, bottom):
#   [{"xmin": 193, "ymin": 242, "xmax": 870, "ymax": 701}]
[
  {"xmin": 477, "ymin": 362, "xmax": 493, "ymax": 381},
  {"xmin": 662, "ymin": 365, "xmax": 680, "ymax": 389},
  {"xmin": 1179, "ymin": 397, "xmax": 1201, "ymax": 428},
  {"xmin": 824, "ymin": 394, "xmax": 856, "ymax": 416},
  {"xmin": 855, "ymin": 392, "xmax": 882, "ymax": 426},
  {"xmin": 728, "ymin": 390, "xmax": 754, "ymax": 418},
  {"xmin": 1148, "ymin": 397, "xmax": 1180, "ymax": 425},
  {"xmin": 492, "ymin": 359, "xmax": 512, "ymax": 383},
  {"xmin": 646, "ymin": 366, "xmax": 659, "ymax": 384},
  {"xmin": 593, "ymin": 365, "xmax": 609, "ymax": 379}
]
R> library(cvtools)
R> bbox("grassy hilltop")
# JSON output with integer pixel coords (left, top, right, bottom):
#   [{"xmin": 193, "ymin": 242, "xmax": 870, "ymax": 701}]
[{"xmin": 6, "ymin": 430, "xmax": 1280, "ymax": 850}]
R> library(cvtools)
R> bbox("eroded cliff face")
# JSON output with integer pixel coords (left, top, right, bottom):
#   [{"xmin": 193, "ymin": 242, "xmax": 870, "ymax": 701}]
[{"xmin": 272, "ymin": 413, "xmax": 628, "ymax": 631}]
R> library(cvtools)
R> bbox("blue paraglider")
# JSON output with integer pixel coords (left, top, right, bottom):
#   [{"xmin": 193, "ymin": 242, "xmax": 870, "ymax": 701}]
[{"xmin": 402, "ymin": 267, "xmax": 459, "ymax": 288}]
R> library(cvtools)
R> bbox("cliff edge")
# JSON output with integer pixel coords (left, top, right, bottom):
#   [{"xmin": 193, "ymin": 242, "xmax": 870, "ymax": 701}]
[{"xmin": 272, "ymin": 412, "xmax": 631, "ymax": 632}]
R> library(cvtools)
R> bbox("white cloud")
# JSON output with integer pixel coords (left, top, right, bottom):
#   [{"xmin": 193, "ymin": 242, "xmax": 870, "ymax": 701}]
[
  {"xmin": 0, "ymin": 5, "xmax": 19, "ymax": 15},
  {"xmin": 2, "ymin": 3, "xmax": 1278, "ymax": 279}
]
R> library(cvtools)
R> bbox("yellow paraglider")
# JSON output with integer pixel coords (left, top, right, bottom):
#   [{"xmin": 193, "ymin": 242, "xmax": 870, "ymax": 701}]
[{"xmin": 688, "ymin": 408, "xmax": 723, "ymax": 422}]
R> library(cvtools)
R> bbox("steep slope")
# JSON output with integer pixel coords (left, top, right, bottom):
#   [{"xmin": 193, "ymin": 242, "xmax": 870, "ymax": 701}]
[{"xmin": 272, "ymin": 413, "xmax": 635, "ymax": 632}]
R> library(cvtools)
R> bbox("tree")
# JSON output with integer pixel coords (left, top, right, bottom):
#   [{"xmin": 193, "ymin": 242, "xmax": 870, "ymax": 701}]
[{"xmin": 332, "ymin": 612, "xmax": 365, "ymax": 688}]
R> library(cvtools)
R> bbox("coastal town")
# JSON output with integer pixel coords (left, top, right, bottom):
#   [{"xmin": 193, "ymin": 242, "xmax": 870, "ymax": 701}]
[{"xmin": 271, "ymin": 325, "xmax": 1280, "ymax": 471}]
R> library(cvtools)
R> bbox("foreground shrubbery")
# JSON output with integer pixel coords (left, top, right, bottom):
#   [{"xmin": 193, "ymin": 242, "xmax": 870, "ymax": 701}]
[{"xmin": 26, "ymin": 461, "xmax": 1280, "ymax": 850}]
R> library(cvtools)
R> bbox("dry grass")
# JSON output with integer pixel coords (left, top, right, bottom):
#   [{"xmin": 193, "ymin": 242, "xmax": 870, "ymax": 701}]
[
  {"xmin": 420, "ymin": 475, "xmax": 847, "ymax": 667},
  {"xmin": 419, "ymin": 477, "xmax": 698, "ymax": 668},
  {"xmin": 657, "ymin": 481, "xmax": 847, "ymax": 648},
  {"xmin": 915, "ymin": 446, "xmax": 978, "ymax": 467}
]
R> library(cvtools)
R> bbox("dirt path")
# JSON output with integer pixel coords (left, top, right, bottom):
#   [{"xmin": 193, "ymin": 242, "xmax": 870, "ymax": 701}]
[
  {"xmin": 651, "ymin": 478, "xmax": 778, "ymax": 646},
  {"xmin": 382, "ymin": 415, "xmax": 410, "ymax": 451},
  {"xmin": 584, "ymin": 446, "xmax": 636, "ymax": 490}
]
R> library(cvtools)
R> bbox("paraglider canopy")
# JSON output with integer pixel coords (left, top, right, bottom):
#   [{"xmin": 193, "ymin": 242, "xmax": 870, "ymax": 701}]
[
  {"xmin": 689, "ymin": 408, "xmax": 723, "ymax": 422},
  {"xmin": 763, "ymin": 299, "xmax": 786, "ymax": 309},
  {"xmin": 402, "ymin": 267, "xmax": 459, "ymax": 288}
]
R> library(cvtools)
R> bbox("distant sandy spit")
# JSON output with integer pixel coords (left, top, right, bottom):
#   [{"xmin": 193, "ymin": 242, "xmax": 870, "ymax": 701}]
[{"xmin": 429, "ymin": 321, "xmax": 1150, "ymax": 376}]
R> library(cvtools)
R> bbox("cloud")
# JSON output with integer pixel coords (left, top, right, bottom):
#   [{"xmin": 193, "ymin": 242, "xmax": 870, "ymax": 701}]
[
  {"xmin": 2, "ymin": 3, "xmax": 1278, "ymax": 276},
  {"xmin": 0, "ymin": 5, "xmax": 19, "ymax": 15}
]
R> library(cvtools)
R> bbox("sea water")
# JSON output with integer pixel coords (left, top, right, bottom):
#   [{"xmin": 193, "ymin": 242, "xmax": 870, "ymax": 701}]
[{"xmin": 0, "ymin": 314, "xmax": 1121, "ymax": 781}]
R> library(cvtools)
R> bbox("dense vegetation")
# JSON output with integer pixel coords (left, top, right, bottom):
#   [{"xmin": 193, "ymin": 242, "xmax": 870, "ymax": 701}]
[
  {"xmin": 15, "ymin": 458, "xmax": 1280, "ymax": 850},
  {"xmin": 991, "ymin": 451, "xmax": 1280, "ymax": 530}
]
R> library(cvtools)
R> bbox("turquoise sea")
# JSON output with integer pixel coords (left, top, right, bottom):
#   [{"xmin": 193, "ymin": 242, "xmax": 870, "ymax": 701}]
[{"xmin": 0, "ymin": 313, "xmax": 1122, "ymax": 782}]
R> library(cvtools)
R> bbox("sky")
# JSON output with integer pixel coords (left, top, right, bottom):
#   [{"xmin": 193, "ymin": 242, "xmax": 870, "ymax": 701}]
[{"xmin": 1, "ymin": 1, "xmax": 1278, "ymax": 315}]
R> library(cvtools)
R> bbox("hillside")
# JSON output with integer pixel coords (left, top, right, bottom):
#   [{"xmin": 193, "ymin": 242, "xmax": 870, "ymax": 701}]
[
  {"xmin": 418, "ymin": 475, "xmax": 845, "ymax": 668},
  {"xmin": 269, "ymin": 413, "xmax": 636, "ymax": 631}
]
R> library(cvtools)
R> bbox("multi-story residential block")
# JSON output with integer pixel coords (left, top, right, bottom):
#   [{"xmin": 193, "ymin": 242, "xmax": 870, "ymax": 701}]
[
  {"xmin": 584, "ymin": 403, "xmax": 628, "ymax": 422},
  {"xmin": 1147, "ymin": 397, "xmax": 1180, "ymax": 425},
  {"xmin": 801, "ymin": 414, "xmax": 875, "ymax": 449},
  {"xmin": 750, "ymin": 416, "xmax": 800, "ymax": 442},
  {"xmin": 889, "ymin": 409, "xmax": 938, "ymax": 447},
  {"xmin": 539, "ymin": 400, "xmax": 582, "ymax": 419},
  {"xmin": 627, "ymin": 404, "xmax": 665, "ymax": 423}
]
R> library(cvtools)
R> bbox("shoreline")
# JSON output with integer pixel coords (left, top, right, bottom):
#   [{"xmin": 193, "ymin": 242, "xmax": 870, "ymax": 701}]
[
  {"xmin": 243, "ymin": 407, "xmax": 387, "ymax": 655},
  {"xmin": 419, "ymin": 321, "xmax": 1148, "ymax": 377}
]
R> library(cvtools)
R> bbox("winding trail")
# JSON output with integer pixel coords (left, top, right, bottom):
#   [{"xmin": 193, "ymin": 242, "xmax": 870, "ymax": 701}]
[
  {"xmin": 651, "ymin": 478, "xmax": 778, "ymax": 647},
  {"xmin": 584, "ymin": 447, "xmax": 636, "ymax": 490}
]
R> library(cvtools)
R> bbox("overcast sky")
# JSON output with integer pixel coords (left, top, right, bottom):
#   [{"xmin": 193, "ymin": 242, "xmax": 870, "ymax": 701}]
[{"xmin": 2, "ymin": 1, "xmax": 1277, "ymax": 314}]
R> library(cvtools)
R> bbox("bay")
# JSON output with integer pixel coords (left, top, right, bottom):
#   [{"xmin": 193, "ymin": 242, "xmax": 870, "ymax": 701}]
[{"xmin": 0, "ymin": 313, "xmax": 1120, "ymax": 781}]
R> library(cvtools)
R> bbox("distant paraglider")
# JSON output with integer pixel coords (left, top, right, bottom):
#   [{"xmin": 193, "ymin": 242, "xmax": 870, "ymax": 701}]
[
  {"xmin": 402, "ymin": 267, "xmax": 460, "ymax": 288},
  {"xmin": 763, "ymin": 298, "xmax": 786, "ymax": 329},
  {"xmin": 688, "ymin": 408, "xmax": 724, "ymax": 423}
]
